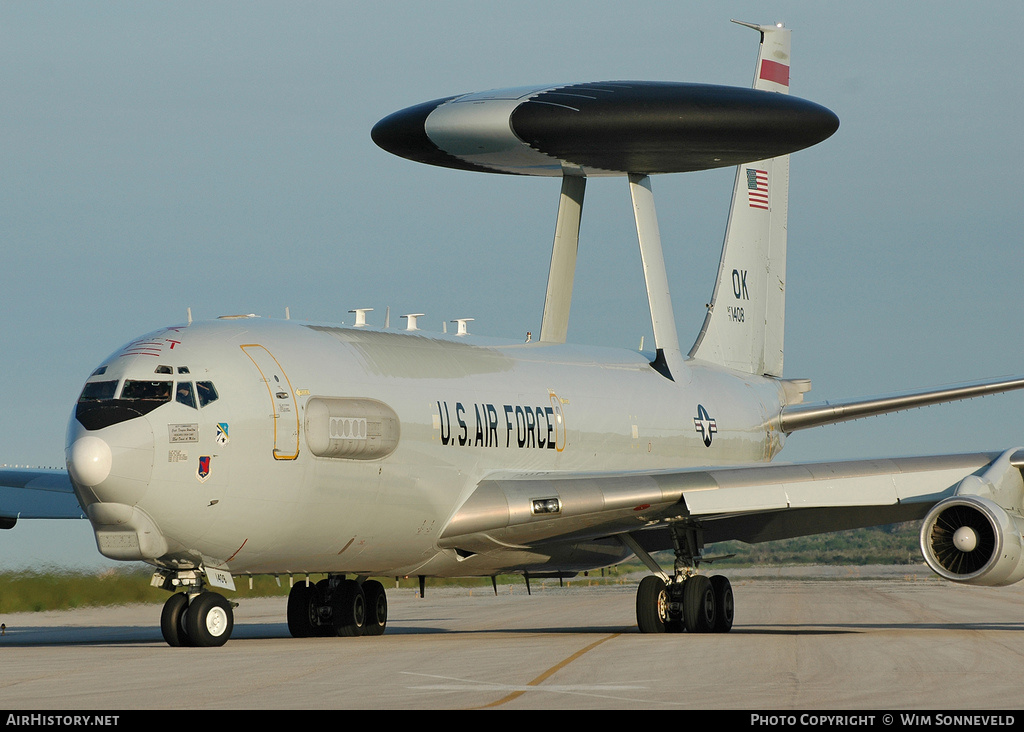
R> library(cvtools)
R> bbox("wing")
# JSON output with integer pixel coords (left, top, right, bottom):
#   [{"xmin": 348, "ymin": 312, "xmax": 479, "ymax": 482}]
[
  {"xmin": 438, "ymin": 449, "xmax": 1023, "ymax": 554},
  {"xmin": 0, "ymin": 468, "xmax": 85, "ymax": 528}
]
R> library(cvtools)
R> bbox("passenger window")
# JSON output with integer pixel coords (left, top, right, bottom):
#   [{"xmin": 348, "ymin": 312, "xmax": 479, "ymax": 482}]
[
  {"xmin": 197, "ymin": 381, "xmax": 219, "ymax": 407},
  {"xmin": 176, "ymin": 382, "xmax": 197, "ymax": 408}
]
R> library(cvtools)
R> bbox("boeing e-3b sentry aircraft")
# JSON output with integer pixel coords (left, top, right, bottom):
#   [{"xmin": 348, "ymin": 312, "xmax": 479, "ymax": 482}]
[{"xmin": 4, "ymin": 20, "xmax": 1024, "ymax": 647}]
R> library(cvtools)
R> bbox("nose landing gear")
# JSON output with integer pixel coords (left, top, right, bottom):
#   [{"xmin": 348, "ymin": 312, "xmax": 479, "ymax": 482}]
[{"xmin": 158, "ymin": 577, "xmax": 235, "ymax": 647}]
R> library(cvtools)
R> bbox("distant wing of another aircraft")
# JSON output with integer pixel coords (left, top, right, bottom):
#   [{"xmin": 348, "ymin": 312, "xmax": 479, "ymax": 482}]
[{"xmin": 0, "ymin": 469, "xmax": 84, "ymax": 528}]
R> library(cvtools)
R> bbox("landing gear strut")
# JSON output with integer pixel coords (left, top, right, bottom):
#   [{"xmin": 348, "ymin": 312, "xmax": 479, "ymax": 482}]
[{"xmin": 622, "ymin": 525, "xmax": 734, "ymax": 634}]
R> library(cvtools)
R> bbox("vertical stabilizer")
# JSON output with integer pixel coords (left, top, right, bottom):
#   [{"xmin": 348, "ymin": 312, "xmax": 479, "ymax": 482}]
[{"xmin": 688, "ymin": 22, "xmax": 791, "ymax": 377}]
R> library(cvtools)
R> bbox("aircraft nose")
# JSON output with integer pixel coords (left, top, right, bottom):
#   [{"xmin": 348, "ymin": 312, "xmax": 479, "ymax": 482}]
[
  {"xmin": 65, "ymin": 417, "xmax": 155, "ymax": 508},
  {"xmin": 67, "ymin": 436, "xmax": 112, "ymax": 487}
]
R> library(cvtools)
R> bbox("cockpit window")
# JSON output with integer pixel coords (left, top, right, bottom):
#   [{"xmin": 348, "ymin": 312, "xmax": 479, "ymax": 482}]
[
  {"xmin": 77, "ymin": 379, "xmax": 171, "ymax": 431},
  {"xmin": 76, "ymin": 377, "xmax": 218, "ymax": 431},
  {"xmin": 121, "ymin": 380, "xmax": 172, "ymax": 402},
  {"xmin": 79, "ymin": 380, "xmax": 118, "ymax": 401},
  {"xmin": 176, "ymin": 382, "xmax": 196, "ymax": 408},
  {"xmin": 197, "ymin": 381, "xmax": 219, "ymax": 407}
]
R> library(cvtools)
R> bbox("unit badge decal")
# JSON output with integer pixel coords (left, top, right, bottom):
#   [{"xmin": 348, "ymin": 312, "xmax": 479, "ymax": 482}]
[
  {"xmin": 216, "ymin": 423, "xmax": 230, "ymax": 445},
  {"xmin": 693, "ymin": 404, "xmax": 717, "ymax": 447},
  {"xmin": 197, "ymin": 455, "xmax": 212, "ymax": 483}
]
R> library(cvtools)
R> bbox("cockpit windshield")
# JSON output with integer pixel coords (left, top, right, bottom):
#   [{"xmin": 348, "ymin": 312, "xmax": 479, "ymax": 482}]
[
  {"xmin": 176, "ymin": 382, "xmax": 196, "ymax": 408},
  {"xmin": 76, "ymin": 376, "xmax": 219, "ymax": 430},
  {"xmin": 78, "ymin": 380, "xmax": 118, "ymax": 401},
  {"xmin": 121, "ymin": 380, "xmax": 172, "ymax": 402}
]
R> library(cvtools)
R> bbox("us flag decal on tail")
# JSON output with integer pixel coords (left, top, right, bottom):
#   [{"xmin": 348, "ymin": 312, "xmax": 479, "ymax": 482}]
[{"xmin": 747, "ymin": 168, "xmax": 769, "ymax": 210}]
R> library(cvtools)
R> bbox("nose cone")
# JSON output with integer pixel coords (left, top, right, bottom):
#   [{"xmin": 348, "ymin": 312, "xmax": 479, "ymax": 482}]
[
  {"xmin": 67, "ymin": 436, "xmax": 112, "ymax": 487},
  {"xmin": 65, "ymin": 416, "xmax": 155, "ymax": 508},
  {"xmin": 953, "ymin": 525, "xmax": 979, "ymax": 553}
]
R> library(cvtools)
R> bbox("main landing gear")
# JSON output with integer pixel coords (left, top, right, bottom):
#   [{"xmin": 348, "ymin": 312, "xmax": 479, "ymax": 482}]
[
  {"xmin": 286, "ymin": 575, "xmax": 388, "ymax": 638},
  {"xmin": 621, "ymin": 525, "xmax": 735, "ymax": 634}
]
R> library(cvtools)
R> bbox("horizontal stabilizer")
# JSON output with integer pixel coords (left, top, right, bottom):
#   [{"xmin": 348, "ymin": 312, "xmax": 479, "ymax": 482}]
[{"xmin": 779, "ymin": 376, "xmax": 1024, "ymax": 432}]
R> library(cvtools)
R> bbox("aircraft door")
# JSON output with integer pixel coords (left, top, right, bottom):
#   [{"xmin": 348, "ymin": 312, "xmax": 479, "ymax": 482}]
[{"xmin": 241, "ymin": 344, "xmax": 300, "ymax": 460}]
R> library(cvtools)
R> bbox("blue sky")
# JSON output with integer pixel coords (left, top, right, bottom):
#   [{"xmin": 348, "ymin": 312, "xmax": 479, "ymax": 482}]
[{"xmin": 1, "ymin": 1, "xmax": 1022, "ymax": 569}]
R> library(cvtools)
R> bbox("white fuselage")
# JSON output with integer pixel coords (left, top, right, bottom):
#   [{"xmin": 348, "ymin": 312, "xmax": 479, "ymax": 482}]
[{"xmin": 66, "ymin": 317, "xmax": 787, "ymax": 578}]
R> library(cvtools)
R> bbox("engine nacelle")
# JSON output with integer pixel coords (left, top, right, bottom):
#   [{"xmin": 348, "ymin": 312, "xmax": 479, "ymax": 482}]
[{"xmin": 920, "ymin": 496, "xmax": 1024, "ymax": 586}]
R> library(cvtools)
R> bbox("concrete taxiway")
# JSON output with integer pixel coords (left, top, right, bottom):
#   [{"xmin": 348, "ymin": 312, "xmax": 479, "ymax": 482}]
[{"xmin": 2, "ymin": 566, "xmax": 1023, "ymax": 710}]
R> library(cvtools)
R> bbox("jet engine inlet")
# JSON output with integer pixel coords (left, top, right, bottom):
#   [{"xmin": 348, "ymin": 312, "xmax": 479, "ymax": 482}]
[{"xmin": 920, "ymin": 496, "xmax": 1024, "ymax": 586}]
